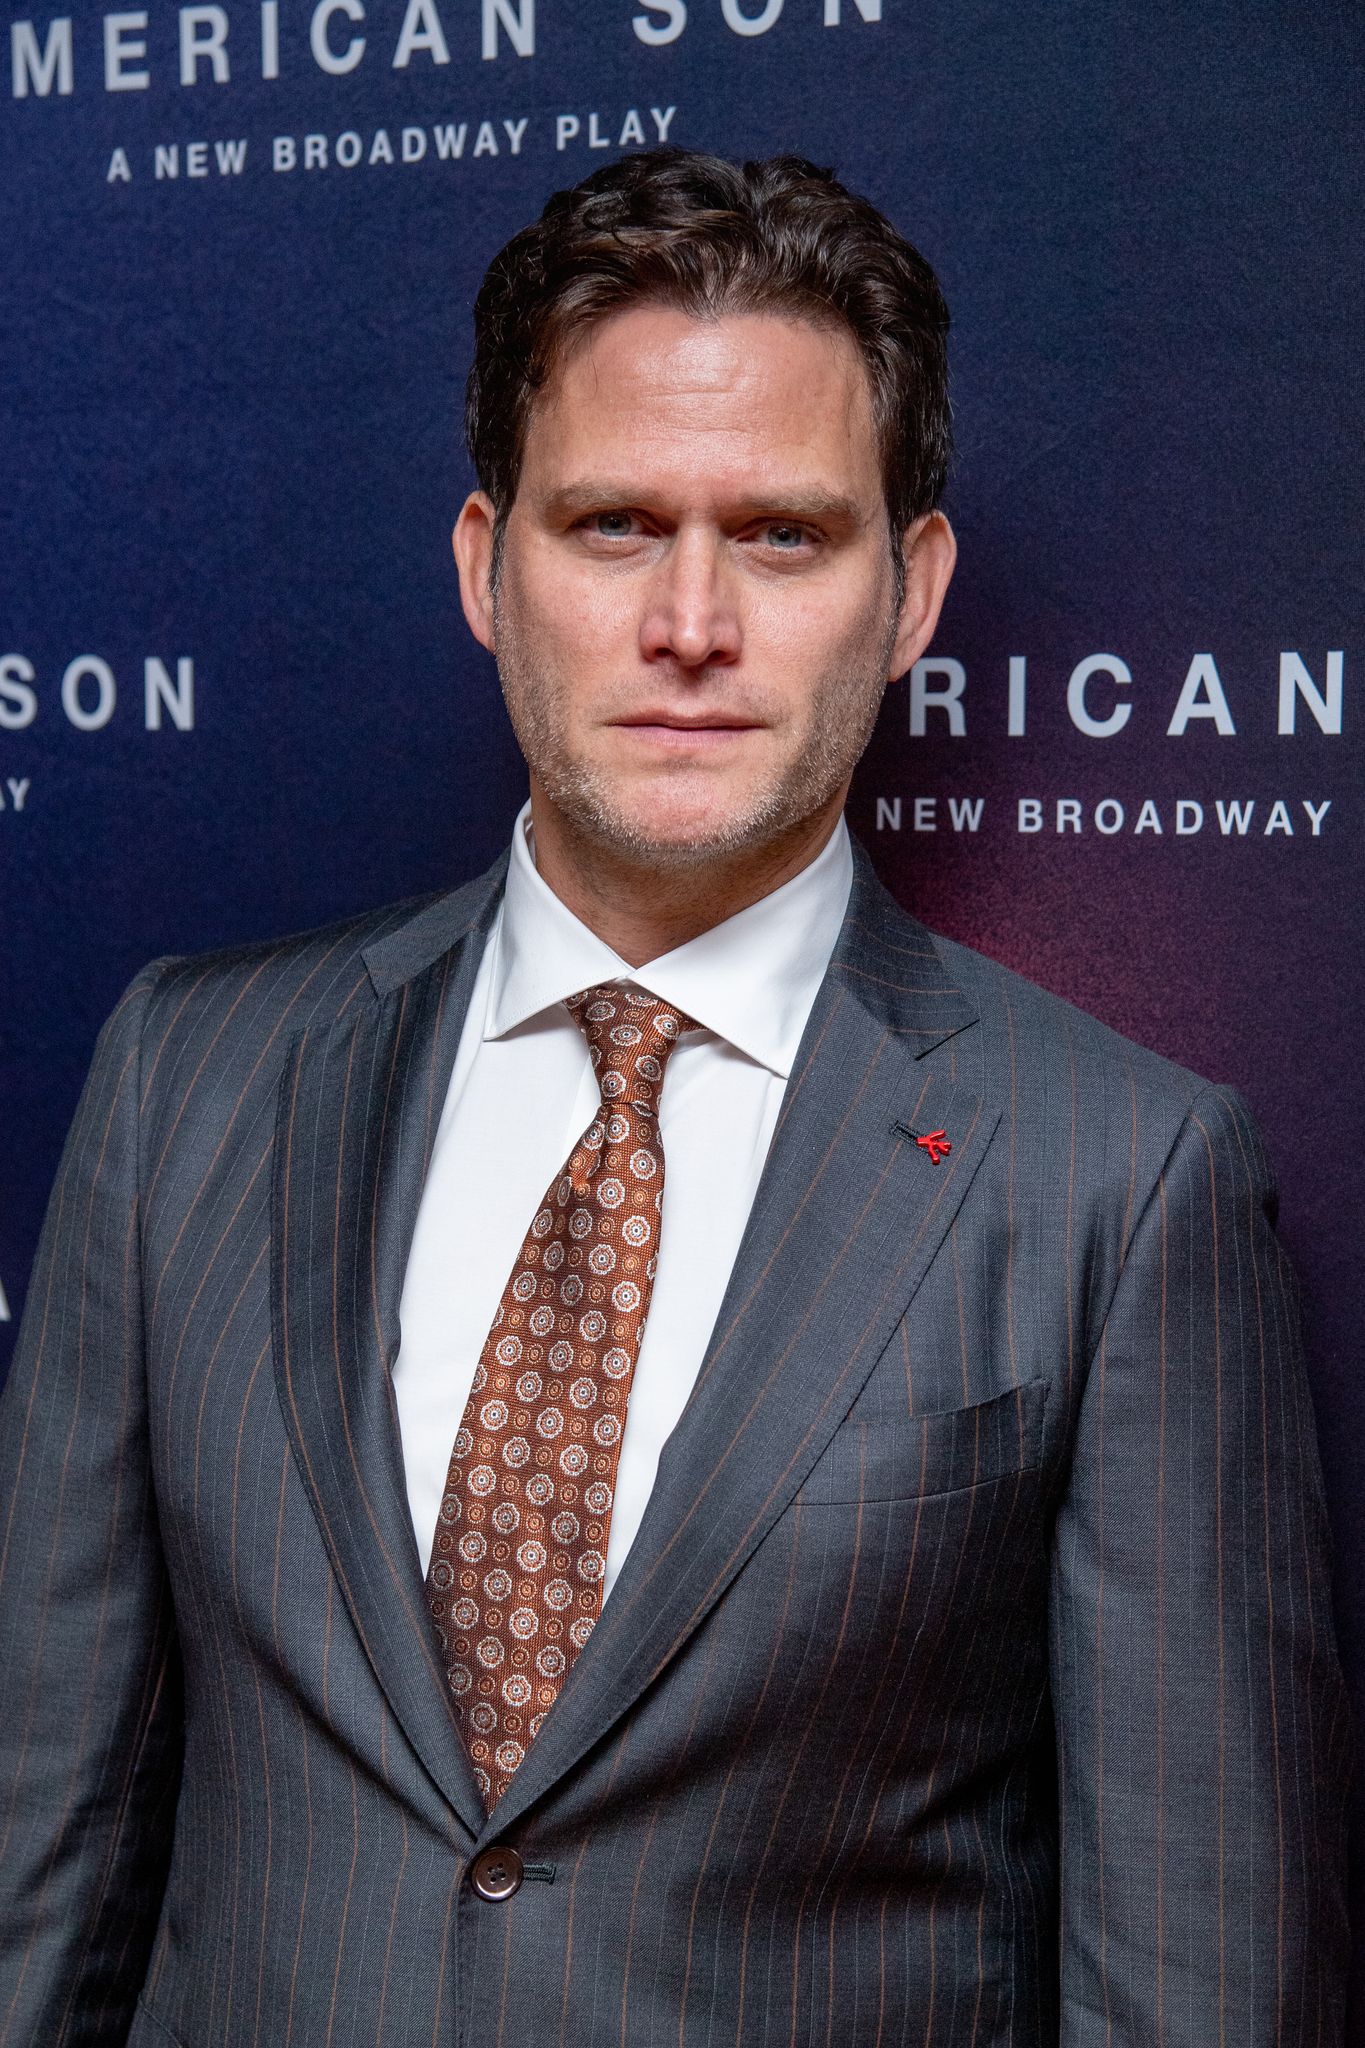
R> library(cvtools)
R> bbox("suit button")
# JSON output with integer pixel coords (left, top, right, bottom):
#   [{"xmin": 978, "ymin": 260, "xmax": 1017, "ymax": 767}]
[{"xmin": 470, "ymin": 1846, "xmax": 524, "ymax": 1901}]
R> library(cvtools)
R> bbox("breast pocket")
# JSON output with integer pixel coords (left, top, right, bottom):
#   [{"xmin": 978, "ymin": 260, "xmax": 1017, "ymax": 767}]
[{"xmin": 796, "ymin": 1380, "xmax": 1048, "ymax": 1506}]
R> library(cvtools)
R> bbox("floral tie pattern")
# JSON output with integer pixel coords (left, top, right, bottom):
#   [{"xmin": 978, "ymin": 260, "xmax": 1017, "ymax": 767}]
[{"xmin": 425, "ymin": 984, "xmax": 696, "ymax": 1810}]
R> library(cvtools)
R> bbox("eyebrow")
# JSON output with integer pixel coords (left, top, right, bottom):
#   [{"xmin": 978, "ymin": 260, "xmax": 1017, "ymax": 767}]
[{"xmin": 538, "ymin": 481, "xmax": 867, "ymax": 527}]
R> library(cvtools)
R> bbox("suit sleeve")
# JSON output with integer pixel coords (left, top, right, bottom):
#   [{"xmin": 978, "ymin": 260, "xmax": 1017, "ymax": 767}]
[
  {"xmin": 1049, "ymin": 1083, "xmax": 1351, "ymax": 2046},
  {"xmin": 0, "ymin": 967, "xmax": 184, "ymax": 2047}
]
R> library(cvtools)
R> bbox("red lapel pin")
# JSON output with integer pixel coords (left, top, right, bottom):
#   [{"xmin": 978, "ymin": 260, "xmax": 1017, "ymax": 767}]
[{"xmin": 915, "ymin": 1129, "xmax": 952, "ymax": 1165}]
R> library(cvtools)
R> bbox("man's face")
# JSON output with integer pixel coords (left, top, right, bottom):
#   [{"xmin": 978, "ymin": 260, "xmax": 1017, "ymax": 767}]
[{"xmin": 457, "ymin": 303, "xmax": 946, "ymax": 870}]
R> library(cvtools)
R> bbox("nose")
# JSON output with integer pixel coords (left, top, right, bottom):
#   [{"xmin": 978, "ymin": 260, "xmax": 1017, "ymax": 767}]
[{"xmin": 638, "ymin": 528, "xmax": 741, "ymax": 671}]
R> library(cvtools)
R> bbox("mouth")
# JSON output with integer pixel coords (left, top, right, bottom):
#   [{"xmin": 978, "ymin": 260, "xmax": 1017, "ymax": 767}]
[{"xmin": 609, "ymin": 712, "xmax": 763, "ymax": 748}]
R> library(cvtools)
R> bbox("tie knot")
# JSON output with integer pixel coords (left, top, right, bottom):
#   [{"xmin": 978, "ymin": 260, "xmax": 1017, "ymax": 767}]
[{"xmin": 565, "ymin": 985, "xmax": 696, "ymax": 1108}]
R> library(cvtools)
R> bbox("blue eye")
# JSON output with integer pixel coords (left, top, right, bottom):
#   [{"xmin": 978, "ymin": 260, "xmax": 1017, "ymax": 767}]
[
  {"xmin": 592, "ymin": 512, "xmax": 634, "ymax": 536},
  {"xmin": 765, "ymin": 524, "xmax": 806, "ymax": 548}
]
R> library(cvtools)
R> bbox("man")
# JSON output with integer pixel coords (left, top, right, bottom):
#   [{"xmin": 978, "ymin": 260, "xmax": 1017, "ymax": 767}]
[{"xmin": 0, "ymin": 150, "xmax": 1349, "ymax": 2046}]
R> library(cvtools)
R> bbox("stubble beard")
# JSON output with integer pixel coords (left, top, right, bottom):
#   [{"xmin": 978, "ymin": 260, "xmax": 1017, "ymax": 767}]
[{"xmin": 492, "ymin": 597, "xmax": 899, "ymax": 876}]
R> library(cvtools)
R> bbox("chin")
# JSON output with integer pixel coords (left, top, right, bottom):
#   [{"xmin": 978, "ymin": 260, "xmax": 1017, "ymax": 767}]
[{"xmin": 561, "ymin": 774, "xmax": 796, "ymax": 871}]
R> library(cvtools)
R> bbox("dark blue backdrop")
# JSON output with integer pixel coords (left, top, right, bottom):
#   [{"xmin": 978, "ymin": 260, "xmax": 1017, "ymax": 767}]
[{"xmin": 3, "ymin": 0, "xmax": 1362, "ymax": 2008}]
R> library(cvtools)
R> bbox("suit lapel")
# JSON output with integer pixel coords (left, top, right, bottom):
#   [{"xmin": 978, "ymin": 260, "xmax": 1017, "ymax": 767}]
[
  {"xmin": 271, "ymin": 860, "xmax": 505, "ymax": 1842},
  {"xmin": 490, "ymin": 849, "xmax": 1001, "ymax": 1836}
]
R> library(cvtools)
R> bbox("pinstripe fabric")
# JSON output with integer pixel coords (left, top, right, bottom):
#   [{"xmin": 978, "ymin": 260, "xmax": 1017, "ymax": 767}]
[{"xmin": 0, "ymin": 842, "xmax": 1348, "ymax": 2046}]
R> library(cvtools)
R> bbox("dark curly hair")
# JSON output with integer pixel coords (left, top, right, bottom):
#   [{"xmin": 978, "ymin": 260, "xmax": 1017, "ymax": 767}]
[{"xmin": 466, "ymin": 149, "xmax": 951, "ymax": 549}]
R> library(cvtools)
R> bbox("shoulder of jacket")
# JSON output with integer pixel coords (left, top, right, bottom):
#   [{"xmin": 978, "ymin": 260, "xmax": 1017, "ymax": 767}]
[
  {"xmin": 126, "ymin": 855, "xmax": 506, "ymax": 1073},
  {"xmin": 139, "ymin": 890, "xmax": 440, "ymax": 1014},
  {"xmin": 928, "ymin": 926, "xmax": 1216, "ymax": 1124}
]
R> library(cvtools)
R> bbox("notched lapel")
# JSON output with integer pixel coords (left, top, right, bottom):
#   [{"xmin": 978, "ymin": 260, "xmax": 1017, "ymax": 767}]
[
  {"xmin": 271, "ymin": 892, "xmax": 495, "ymax": 1841},
  {"xmin": 492, "ymin": 859, "xmax": 1001, "ymax": 1834}
]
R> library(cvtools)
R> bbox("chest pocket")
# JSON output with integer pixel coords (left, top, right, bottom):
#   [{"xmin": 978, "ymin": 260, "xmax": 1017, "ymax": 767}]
[{"xmin": 796, "ymin": 1379, "xmax": 1048, "ymax": 1506}]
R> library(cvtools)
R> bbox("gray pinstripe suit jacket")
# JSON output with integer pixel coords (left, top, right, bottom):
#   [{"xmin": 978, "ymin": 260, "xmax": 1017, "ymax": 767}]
[{"xmin": 0, "ymin": 839, "xmax": 1350, "ymax": 2046}]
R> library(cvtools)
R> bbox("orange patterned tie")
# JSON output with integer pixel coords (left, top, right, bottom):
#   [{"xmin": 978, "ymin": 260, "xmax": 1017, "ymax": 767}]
[{"xmin": 425, "ymin": 984, "xmax": 696, "ymax": 1810}]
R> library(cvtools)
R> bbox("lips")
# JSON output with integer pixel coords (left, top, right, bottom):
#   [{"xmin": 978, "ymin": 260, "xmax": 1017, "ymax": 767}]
[
  {"xmin": 611, "ymin": 713, "xmax": 761, "ymax": 733},
  {"xmin": 618, "ymin": 712, "xmax": 757, "ymax": 729},
  {"xmin": 610, "ymin": 718, "xmax": 761, "ymax": 751}
]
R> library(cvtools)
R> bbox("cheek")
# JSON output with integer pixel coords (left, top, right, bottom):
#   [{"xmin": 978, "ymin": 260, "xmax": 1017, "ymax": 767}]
[
  {"xmin": 747, "ymin": 576, "xmax": 889, "ymax": 690},
  {"xmin": 514, "ymin": 562, "xmax": 640, "ymax": 679},
  {"xmin": 761, "ymin": 542, "xmax": 888, "ymax": 628}
]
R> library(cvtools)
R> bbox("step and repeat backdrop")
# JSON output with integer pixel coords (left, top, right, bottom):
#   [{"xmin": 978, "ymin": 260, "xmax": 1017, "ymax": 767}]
[{"xmin": 3, "ymin": 0, "xmax": 1362, "ymax": 1990}]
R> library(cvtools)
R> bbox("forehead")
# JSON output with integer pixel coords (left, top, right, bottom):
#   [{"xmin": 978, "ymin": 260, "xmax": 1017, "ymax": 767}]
[{"xmin": 517, "ymin": 303, "xmax": 882, "ymax": 504}]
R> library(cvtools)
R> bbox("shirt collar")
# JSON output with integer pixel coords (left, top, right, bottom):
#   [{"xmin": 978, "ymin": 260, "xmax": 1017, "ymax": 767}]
[{"xmin": 486, "ymin": 799, "xmax": 853, "ymax": 1079}]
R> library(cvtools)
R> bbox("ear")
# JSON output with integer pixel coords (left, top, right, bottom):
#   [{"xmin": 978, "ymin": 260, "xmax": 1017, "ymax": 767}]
[
  {"xmin": 452, "ymin": 490, "xmax": 499, "ymax": 654},
  {"xmin": 889, "ymin": 511, "xmax": 957, "ymax": 681}
]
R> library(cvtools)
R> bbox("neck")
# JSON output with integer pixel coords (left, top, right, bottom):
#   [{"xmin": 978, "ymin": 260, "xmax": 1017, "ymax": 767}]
[{"xmin": 526, "ymin": 787, "xmax": 847, "ymax": 967}]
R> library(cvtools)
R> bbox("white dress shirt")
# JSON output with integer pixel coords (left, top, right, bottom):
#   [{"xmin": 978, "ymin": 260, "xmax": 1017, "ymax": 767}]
[{"xmin": 393, "ymin": 801, "xmax": 854, "ymax": 1600}]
